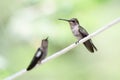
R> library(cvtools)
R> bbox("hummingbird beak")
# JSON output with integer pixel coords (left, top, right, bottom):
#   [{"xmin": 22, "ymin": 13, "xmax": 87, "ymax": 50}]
[
  {"xmin": 44, "ymin": 37, "xmax": 48, "ymax": 41},
  {"xmin": 58, "ymin": 19, "xmax": 70, "ymax": 22}
]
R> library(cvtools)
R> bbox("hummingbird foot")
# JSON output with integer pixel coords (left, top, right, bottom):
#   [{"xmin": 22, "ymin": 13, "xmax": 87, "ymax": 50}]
[{"xmin": 75, "ymin": 40, "xmax": 79, "ymax": 44}]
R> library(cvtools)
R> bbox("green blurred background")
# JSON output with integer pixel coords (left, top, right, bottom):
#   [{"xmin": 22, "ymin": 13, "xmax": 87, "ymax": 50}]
[{"xmin": 1, "ymin": 0, "xmax": 120, "ymax": 80}]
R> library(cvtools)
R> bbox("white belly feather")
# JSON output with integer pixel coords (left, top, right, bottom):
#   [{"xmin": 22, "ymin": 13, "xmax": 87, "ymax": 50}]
[{"xmin": 71, "ymin": 25, "xmax": 83, "ymax": 40}]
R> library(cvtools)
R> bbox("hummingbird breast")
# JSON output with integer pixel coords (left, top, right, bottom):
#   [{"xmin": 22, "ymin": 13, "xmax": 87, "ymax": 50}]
[{"xmin": 71, "ymin": 25, "xmax": 83, "ymax": 40}]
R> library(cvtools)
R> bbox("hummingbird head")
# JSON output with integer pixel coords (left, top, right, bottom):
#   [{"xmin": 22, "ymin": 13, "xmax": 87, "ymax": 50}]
[
  {"xmin": 41, "ymin": 37, "xmax": 48, "ymax": 49},
  {"xmin": 59, "ymin": 18, "xmax": 79, "ymax": 26}
]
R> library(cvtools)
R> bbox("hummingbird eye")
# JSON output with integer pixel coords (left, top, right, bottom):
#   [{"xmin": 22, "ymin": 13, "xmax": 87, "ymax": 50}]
[{"xmin": 72, "ymin": 20, "xmax": 75, "ymax": 23}]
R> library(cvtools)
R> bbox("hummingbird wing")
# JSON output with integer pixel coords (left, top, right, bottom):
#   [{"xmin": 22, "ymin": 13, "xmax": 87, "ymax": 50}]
[
  {"xmin": 26, "ymin": 48, "xmax": 43, "ymax": 71},
  {"xmin": 79, "ymin": 26, "xmax": 97, "ymax": 52},
  {"xmin": 79, "ymin": 26, "xmax": 89, "ymax": 37}
]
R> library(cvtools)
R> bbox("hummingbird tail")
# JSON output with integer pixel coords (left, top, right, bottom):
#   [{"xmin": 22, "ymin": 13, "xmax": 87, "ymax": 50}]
[
  {"xmin": 26, "ymin": 58, "xmax": 39, "ymax": 71},
  {"xmin": 83, "ymin": 40, "xmax": 97, "ymax": 53},
  {"xmin": 92, "ymin": 43, "xmax": 97, "ymax": 51}
]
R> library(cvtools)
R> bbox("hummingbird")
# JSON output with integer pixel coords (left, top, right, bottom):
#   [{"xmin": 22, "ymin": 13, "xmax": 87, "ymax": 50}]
[
  {"xmin": 59, "ymin": 18, "xmax": 97, "ymax": 53},
  {"xmin": 26, "ymin": 37, "xmax": 48, "ymax": 71}
]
